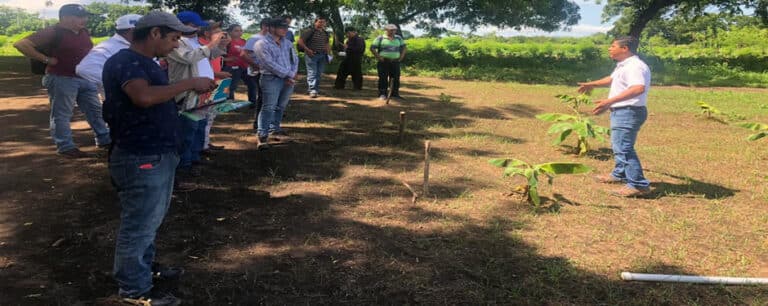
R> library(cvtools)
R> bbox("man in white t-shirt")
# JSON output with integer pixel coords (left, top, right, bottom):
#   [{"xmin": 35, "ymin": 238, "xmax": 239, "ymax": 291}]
[{"xmin": 578, "ymin": 36, "xmax": 651, "ymax": 197}]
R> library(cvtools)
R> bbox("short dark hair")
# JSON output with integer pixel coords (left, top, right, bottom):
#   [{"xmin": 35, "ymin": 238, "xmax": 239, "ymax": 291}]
[
  {"xmin": 282, "ymin": 15, "xmax": 292, "ymax": 20},
  {"xmin": 345, "ymin": 26, "xmax": 356, "ymax": 33},
  {"xmin": 133, "ymin": 26, "xmax": 176, "ymax": 42},
  {"xmin": 227, "ymin": 24, "xmax": 241, "ymax": 32},
  {"xmin": 614, "ymin": 36, "xmax": 639, "ymax": 54},
  {"xmin": 314, "ymin": 16, "xmax": 327, "ymax": 22}
]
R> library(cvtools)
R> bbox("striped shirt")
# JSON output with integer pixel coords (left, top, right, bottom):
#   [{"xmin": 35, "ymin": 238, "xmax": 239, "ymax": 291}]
[
  {"xmin": 254, "ymin": 33, "xmax": 299, "ymax": 79},
  {"xmin": 301, "ymin": 28, "xmax": 329, "ymax": 53}
]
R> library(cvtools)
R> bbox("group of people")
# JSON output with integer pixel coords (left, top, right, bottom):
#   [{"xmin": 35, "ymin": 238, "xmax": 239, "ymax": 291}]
[{"xmin": 12, "ymin": 3, "xmax": 653, "ymax": 306}]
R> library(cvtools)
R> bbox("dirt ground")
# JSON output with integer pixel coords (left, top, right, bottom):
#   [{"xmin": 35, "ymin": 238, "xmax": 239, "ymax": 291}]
[{"xmin": 1, "ymin": 56, "xmax": 768, "ymax": 305}]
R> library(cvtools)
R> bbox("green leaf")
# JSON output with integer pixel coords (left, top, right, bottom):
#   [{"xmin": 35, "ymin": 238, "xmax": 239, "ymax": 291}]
[
  {"xmin": 737, "ymin": 122, "xmax": 768, "ymax": 131},
  {"xmin": 572, "ymin": 121, "xmax": 589, "ymax": 138},
  {"xmin": 547, "ymin": 122, "xmax": 573, "ymax": 134},
  {"xmin": 488, "ymin": 158, "xmax": 512, "ymax": 168},
  {"xmin": 553, "ymin": 129, "xmax": 573, "ymax": 145},
  {"xmin": 536, "ymin": 113, "xmax": 577, "ymax": 122},
  {"xmin": 537, "ymin": 163, "xmax": 593, "ymax": 175},
  {"xmin": 523, "ymin": 168, "xmax": 536, "ymax": 181},
  {"xmin": 747, "ymin": 132, "xmax": 767, "ymax": 141},
  {"xmin": 503, "ymin": 167, "xmax": 526, "ymax": 177}
]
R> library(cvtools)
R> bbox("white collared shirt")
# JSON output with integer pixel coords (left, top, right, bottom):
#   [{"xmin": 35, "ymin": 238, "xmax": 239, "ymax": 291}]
[
  {"xmin": 76, "ymin": 34, "xmax": 131, "ymax": 95},
  {"xmin": 609, "ymin": 55, "xmax": 651, "ymax": 108}
]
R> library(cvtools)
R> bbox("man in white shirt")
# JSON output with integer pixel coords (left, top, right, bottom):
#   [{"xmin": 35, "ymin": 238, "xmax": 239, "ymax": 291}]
[
  {"xmin": 578, "ymin": 36, "xmax": 651, "ymax": 197},
  {"xmin": 76, "ymin": 14, "xmax": 142, "ymax": 97}
]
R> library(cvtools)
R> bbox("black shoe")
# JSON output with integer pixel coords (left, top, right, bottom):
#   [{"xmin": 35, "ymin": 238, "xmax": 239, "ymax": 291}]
[
  {"xmin": 152, "ymin": 262, "xmax": 185, "ymax": 281},
  {"xmin": 121, "ymin": 289, "xmax": 181, "ymax": 306},
  {"xmin": 58, "ymin": 148, "xmax": 90, "ymax": 159},
  {"xmin": 257, "ymin": 136, "xmax": 270, "ymax": 150}
]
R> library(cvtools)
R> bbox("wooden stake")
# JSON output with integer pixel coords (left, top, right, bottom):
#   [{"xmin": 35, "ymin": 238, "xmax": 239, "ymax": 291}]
[
  {"xmin": 398, "ymin": 111, "xmax": 406, "ymax": 143},
  {"xmin": 423, "ymin": 141, "xmax": 431, "ymax": 196},
  {"xmin": 401, "ymin": 180, "xmax": 418, "ymax": 204}
]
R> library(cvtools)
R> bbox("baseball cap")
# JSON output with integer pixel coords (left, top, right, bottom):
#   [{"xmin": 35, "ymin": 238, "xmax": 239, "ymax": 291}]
[
  {"xmin": 135, "ymin": 11, "xmax": 197, "ymax": 34},
  {"xmin": 59, "ymin": 4, "xmax": 92, "ymax": 17},
  {"xmin": 384, "ymin": 24, "xmax": 397, "ymax": 30},
  {"xmin": 268, "ymin": 18, "xmax": 289, "ymax": 28},
  {"xmin": 115, "ymin": 14, "xmax": 143, "ymax": 30},
  {"xmin": 176, "ymin": 11, "xmax": 208, "ymax": 27}
]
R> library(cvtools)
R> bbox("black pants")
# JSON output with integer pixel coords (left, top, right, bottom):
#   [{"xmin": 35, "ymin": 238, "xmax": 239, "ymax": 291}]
[
  {"xmin": 377, "ymin": 60, "xmax": 400, "ymax": 97},
  {"xmin": 334, "ymin": 54, "xmax": 363, "ymax": 90}
]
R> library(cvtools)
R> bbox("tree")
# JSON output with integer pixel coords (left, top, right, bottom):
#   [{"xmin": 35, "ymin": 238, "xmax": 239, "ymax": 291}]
[
  {"xmin": 84, "ymin": 3, "xmax": 151, "ymax": 37},
  {"xmin": 598, "ymin": 0, "xmax": 768, "ymax": 37},
  {"xmin": 137, "ymin": 0, "xmax": 233, "ymax": 23},
  {"xmin": 0, "ymin": 6, "xmax": 47, "ymax": 35},
  {"xmin": 239, "ymin": 0, "xmax": 582, "ymax": 50}
]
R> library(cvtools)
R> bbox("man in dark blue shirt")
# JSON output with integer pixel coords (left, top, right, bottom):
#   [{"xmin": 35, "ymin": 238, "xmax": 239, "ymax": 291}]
[{"xmin": 102, "ymin": 11, "xmax": 216, "ymax": 306}]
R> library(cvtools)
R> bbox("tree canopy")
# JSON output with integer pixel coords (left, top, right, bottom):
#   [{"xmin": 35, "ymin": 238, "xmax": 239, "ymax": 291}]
[
  {"xmin": 84, "ymin": 3, "xmax": 151, "ymax": 37},
  {"xmin": 599, "ymin": 0, "xmax": 768, "ymax": 37},
  {"xmin": 0, "ymin": 6, "xmax": 47, "ymax": 35}
]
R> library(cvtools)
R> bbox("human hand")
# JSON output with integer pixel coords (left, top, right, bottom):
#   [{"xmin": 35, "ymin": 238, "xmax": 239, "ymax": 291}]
[
  {"xmin": 215, "ymin": 71, "xmax": 232, "ymax": 79},
  {"xmin": 284, "ymin": 78, "xmax": 295, "ymax": 86},
  {"xmin": 209, "ymin": 32, "xmax": 224, "ymax": 46},
  {"xmin": 305, "ymin": 49, "xmax": 315, "ymax": 57},
  {"xmin": 191, "ymin": 77, "xmax": 217, "ymax": 93},
  {"xmin": 577, "ymin": 82, "xmax": 594, "ymax": 95},
  {"xmin": 47, "ymin": 57, "xmax": 59, "ymax": 66},
  {"xmin": 592, "ymin": 99, "xmax": 611, "ymax": 115}
]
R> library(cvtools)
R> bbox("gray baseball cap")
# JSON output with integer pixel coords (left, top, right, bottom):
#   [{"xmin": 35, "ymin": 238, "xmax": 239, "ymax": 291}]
[{"xmin": 135, "ymin": 10, "xmax": 197, "ymax": 34}]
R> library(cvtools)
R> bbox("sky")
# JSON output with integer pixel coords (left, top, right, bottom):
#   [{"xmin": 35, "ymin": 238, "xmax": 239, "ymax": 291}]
[{"xmin": 0, "ymin": 0, "xmax": 612, "ymax": 37}]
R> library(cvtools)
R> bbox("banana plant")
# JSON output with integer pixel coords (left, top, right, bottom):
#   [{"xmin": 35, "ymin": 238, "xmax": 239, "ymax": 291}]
[
  {"xmin": 737, "ymin": 122, "xmax": 768, "ymax": 141},
  {"xmin": 696, "ymin": 101, "xmax": 745, "ymax": 122},
  {"xmin": 489, "ymin": 158, "xmax": 592, "ymax": 207},
  {"xmin": 536, "ymin": 94, "xmax": 610, "ymax": 156}
]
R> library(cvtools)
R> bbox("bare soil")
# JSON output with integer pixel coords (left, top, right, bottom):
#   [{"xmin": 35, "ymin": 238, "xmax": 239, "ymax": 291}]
[{"xmin": 1, "ymin": 56, "xmax": 767, "ymax": 305}]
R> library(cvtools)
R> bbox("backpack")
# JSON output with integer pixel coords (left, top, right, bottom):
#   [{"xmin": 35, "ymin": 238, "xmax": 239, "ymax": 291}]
[{"xmin": 30, "ymin": 27, "xmax": 66, "ymax": 75}]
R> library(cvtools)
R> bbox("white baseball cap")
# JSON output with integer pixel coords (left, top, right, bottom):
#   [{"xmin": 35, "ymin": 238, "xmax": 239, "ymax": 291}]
[{"xmin": 116, "ymin": 14, "xmax": 143, "ymax": 30}]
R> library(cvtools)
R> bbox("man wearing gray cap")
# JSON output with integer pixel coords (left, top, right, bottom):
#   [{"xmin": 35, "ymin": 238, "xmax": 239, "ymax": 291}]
[
  {"xmin": 14, "ymin": 3, "xmax": 111, "ymax": 158},
  {"xmin": 102, "ymin": 10, "xmax": 216, "ymax": 306},
  {"xmin": 77, "ymin": 13, "xmax": 143, "ymax": 96}
]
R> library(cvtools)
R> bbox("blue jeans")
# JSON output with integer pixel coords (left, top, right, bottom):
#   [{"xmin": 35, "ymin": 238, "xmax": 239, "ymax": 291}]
[
  {"xmin": 610, "ymin": 106, "xmax": 650, "ymax": 189},
  {"xmin": 256, "ymin": 74, "xmax": 294, "ymax": 137},
  {"xmin": 176, "ymin": 114, "xmax": 207, "ymax": 169},
  {"xmin": 42, "ymin": 74, "xmax": 111, "ymax": 152},
  {"xmin": 109, "ymin": 147, "xmax": 179, "ymax": 298},
  {"xmin": 223, "ymin": 66, "xmax": 258, "ymax": 102},
  {"xmin": 304, "ymin": 52, "xmax": 327, "ymax": 93}
]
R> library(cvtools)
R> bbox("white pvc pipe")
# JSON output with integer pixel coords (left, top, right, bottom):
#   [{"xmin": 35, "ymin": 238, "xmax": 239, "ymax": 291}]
[{"xmin": 621, "ymin": 272, "xmax": 768, "ymax": 285}]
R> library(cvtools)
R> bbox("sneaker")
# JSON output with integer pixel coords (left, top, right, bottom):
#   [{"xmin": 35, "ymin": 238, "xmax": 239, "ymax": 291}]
[
  {"xmin": 593, "ymin": 174, "xmax": 623, "ymax": 184},
  {"xmin": 59, "ymin": 148, "xmax": 89, "ymax": 159},
  {"xmin": 309, "ymin": 92, "xmax": 318, "ymax": 98},
  {"xmin": 610, "ymin": 185, "xmax": 651, "ymax": 198},
  {"xmin": 152, "ymin": 262, "xmax": 185, "ymax": 281},
  {"xmin": 257, "ymin": 136, "xmax": 270, "ymax": 150},
  {"xmin": 121, "ymin": 289, "xmax": 181, "ymax": 306},
  {"xmin": 379, "ymin": 95, "xmax": 387, "ymax": 101}
]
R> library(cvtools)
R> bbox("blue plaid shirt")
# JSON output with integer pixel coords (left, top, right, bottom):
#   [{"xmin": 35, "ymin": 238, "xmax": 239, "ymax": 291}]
[{"xmin": 254, "ymin": 33, "xmax": 298, "ymax": 79}]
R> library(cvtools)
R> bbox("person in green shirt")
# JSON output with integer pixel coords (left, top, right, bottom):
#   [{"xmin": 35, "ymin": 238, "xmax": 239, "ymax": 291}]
[{"xmin": 370, "ymin": 24, "xmax": 407, "ymax": 100}]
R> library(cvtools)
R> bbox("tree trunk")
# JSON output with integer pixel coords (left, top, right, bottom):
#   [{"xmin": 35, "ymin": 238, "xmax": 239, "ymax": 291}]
[
  {"xmin": 628, "ymin": 0, "xmax": 680, "ymax": 38},
  {"xmin": 328, "ymin": 6, "xmax": 345, "ymax": 52}
]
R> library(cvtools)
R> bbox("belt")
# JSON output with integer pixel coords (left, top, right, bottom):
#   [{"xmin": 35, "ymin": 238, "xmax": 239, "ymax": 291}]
[{"xmin": 611, "ymin": 105, "xmax": 646, "ymax": 110}]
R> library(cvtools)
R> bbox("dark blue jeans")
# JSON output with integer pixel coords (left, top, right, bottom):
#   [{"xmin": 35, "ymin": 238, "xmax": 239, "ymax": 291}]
[
  {"xmin": 109, "ymin": 147, "xmax": 179, "ymax": 297},
  {"xmin": 610, "ymin": 106, "xmax": 650, "ymax": 189},
  {"xmin": 223, "ymin": 66, "xmax": 258, "ymax": 102},
  {"xmin": 177, "ymin": 114, "xmax": 207, "ymax": 169}
]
